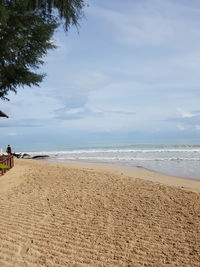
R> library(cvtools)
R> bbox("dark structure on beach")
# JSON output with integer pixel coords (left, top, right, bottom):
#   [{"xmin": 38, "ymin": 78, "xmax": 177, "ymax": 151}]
[
  {"xmin": 0, "ymin": 110, "xmax": 8, "ymax": 118},
  {"xmin": 0, "ymin": 110, "xmax": 14, "ymax": 175}
]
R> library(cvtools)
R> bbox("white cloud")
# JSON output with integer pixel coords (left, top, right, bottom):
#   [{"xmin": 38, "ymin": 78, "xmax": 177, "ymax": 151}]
[
  {"xmin": 7, "ymin": 132, "xmax": 17, "ymax": 136},
  {"xmin": 72, "ymin": 71, "xmax": 110, "ymax": 91},
  {"xmin": 154, "ymin": 127, "xmax": 161, "ymax": 132},
  {"xmin": 177, "ymin": 108, "xmax": 194, "ymax": 118},
  {"xmin": 90, "ymin": 0, "xmax": 200, "ymax": 47},
  {"xmin": 177, "ymin": 124, "xmax": 185, "ymax": 131},
  {"xmin": 1, "ymin": 0, "xmax": 200, "ymax": 140},
  {"xmin": 65, "ymin": 108, "xmax": 85, "ymax": 115}
]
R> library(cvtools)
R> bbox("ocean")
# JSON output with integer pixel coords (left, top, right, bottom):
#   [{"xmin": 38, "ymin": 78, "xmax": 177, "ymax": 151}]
[{"xmin": 24, "ymin": 144, "xmax": 200, "ymax": 180}]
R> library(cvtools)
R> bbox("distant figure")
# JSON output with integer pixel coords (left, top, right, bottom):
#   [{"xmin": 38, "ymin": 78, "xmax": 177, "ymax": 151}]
[{"xmin": 6, "ymin": 144, "xmax": 12, "ymax": 155}]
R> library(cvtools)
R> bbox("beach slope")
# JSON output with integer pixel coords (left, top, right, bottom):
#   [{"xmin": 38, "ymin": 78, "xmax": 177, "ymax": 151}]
[{"xmin": 0, "ymin": 159, "xmax": 199, "ymax": 266}]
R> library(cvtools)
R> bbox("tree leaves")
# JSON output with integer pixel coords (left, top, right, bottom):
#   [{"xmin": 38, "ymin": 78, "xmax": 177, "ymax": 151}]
[{"xmin": 0, "ymin": 0, "xmax": 85, "ymax": 100}]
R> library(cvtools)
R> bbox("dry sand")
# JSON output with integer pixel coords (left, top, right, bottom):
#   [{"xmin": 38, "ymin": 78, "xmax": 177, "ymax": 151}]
[{"xmin": 0, "ymin": 159, "xmax": 200, "ymax": 266}]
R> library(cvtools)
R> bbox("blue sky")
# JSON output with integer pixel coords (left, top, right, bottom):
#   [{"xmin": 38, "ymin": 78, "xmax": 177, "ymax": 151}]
[{"xmin": 1, "ymin": 0, "xmax": 200, "ymax": 151}]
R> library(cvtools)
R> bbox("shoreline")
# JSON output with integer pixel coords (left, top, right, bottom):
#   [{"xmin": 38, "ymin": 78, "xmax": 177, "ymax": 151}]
[
  {"xmin": 39, "ymin": 155, "xmax": 200, "ymax": 181},
  {"xmin": 16, "ymin": 144, "xmax": 200, "ymax": 181},
  {"xmin": 41, "ymin": 158, "xmax": 200, "ymax": 193}
]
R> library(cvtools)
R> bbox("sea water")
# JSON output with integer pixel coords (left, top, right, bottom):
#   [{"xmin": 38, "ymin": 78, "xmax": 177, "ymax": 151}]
[{"xmin": 25, "ymin": 144, "xmax": 200, "ymax": 180}]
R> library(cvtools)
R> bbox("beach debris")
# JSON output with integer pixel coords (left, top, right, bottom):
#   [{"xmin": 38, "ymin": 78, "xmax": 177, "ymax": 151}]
[
  {"xmin": 13, "ymin": 153, "xmax": 49, "ymax": 160},
  {"xmin": 12, "ymin": 153, "xmax": 23, "ymax": 158},
  {"xmin": 32, "ymin": 155, "xmax": 49, "ymax": 159},
  {"xmin": 22, "ymin": 153, "xmax": 32, "ymax": 159}
]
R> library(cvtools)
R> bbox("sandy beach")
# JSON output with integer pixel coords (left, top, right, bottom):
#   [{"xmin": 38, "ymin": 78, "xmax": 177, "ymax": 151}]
[{"xmin": 0, "ymin": 159, "xmax": 200, "ymax": 266}]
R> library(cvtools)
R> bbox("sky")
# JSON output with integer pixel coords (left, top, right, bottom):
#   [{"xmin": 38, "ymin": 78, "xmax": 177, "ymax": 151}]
[{"xmin": 1, "ymin": 0, "xmax": 200, "ymax": 151}]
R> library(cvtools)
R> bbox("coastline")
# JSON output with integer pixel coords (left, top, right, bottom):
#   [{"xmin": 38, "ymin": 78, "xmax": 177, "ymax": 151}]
[
  {"xmin": 0, "ymin": 159, "xmax": 199, "ymax": 266},
  {"xmin": 44, "ymin": 158, "xmax": 200, "ymax": 193},
  {"xmin": 22, "ymin": 144, "xmax": 200, "ymax": 181}
]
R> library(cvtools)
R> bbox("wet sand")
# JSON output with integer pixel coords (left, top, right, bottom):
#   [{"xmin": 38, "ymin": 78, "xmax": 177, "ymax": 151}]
[{"xmin": 0, "ymin": 159, "xmax": 199, "ymax": 266}]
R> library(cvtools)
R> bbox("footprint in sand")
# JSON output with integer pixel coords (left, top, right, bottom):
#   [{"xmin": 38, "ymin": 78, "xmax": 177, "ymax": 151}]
[{"xmin": 18, "ymin": 239, "xmax": 33, "ymax": 257}]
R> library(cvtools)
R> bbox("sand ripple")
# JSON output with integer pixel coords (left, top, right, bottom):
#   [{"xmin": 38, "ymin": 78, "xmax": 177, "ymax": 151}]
[{"xmin": 0, "ymin": 160, "xmax": 199, "ymax": 266}]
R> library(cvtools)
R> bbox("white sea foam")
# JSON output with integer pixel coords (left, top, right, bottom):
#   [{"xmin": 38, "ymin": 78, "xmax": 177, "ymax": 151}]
[
  {"xmin": 27, "ymin": 148, "xmax": 200, "ymax": 154},
  {"xmin": 53, "ymin": 156, "xmax": 200, "ymax": 161},
  {"xmin": 22, "ymin": 145, "xmax": 200, "ymax": 179},
  {"xmin": 24, "ymin": 146, "xmax": 200, "ymax": 162}
]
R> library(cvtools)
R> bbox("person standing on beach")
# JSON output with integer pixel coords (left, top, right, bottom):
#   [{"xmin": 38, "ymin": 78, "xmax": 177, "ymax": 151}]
[{"xmin": 6, "ymin": 145, "xmax": 12, "ymax": 155}]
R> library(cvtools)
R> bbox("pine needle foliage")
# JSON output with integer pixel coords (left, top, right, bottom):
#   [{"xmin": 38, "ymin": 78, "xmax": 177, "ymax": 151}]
[{"xmin": 0, "ymin": 0, "xmax": 85, "ymax": 100}]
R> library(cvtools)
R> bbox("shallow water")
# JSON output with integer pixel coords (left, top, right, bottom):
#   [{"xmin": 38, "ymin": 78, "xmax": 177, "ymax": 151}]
[{"xmin": 24, "ymin": 144, "xmax": 200, "ymax": 180}]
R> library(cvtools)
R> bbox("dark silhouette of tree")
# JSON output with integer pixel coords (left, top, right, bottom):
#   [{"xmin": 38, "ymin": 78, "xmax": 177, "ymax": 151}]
[{"xmin": 0, "ymin": 0, "xmax": 85, "ymax": 100}]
